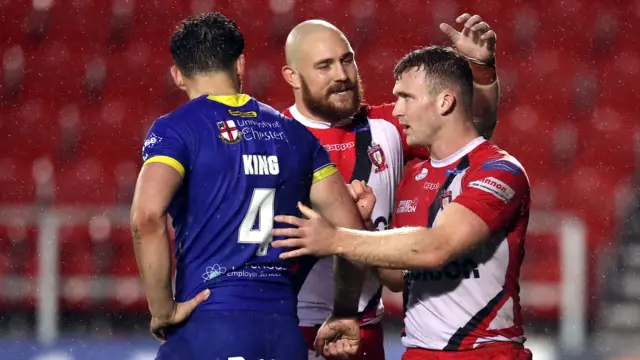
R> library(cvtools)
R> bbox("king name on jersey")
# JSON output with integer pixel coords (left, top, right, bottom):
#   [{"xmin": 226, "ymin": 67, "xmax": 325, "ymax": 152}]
[{"xmin": 243, "ymin": 155, "xmax": 280, "ymax": 175}]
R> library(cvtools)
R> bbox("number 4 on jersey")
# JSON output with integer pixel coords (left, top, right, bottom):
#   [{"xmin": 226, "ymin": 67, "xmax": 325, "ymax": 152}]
[{"xmin": 238, "ymin": 188, "xmax": 275, "ymax": 256}]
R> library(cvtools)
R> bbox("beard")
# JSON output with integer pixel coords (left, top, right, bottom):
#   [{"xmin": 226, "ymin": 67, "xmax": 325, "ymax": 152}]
[{"xmin": 300, "ymin": 75, "xmax": 364, "ymax": 124}]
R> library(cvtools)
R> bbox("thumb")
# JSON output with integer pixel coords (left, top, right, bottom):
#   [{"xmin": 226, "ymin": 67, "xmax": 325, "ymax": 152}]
[
  {"xmin": 298, "ymin": 201, "xmax": 319, "ymax": 219},
  {"xmin": 179, "ymin": 289, "xmax": 210, "ymax": 318},
  {"xmin": 439, "ymin": 23, "xmax": 459, "ymax": 42}
]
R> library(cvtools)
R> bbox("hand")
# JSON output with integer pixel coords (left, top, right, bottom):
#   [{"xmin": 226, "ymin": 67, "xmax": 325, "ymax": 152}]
[
  {"xmin": 150, "ymin": 289, "xmax": 210, "ymax": 342},
  {"xmin": 440, "ymin": 13, "xmax": 496, "ymax": 65},
  {"xmin": 314, "ymin": 316, "xmax": 361, "ymax": 358},
  {"xmin": 272, "ymin": 202, "xmax": 339, "ymax": 259},
  {"xmin": 347, "ymin": 180, "xmax": 375, "ymax": 222}
]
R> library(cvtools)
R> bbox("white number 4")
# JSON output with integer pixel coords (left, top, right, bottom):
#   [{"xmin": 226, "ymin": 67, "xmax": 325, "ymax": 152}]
[{"xmin": 238, "ymin": 188, "xmax": 275, "ymax": 256}]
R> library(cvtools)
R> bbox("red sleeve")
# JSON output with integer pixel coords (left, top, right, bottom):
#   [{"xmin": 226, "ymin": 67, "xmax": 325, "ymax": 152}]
[
  {"xmin": 366, "ymin": 103, "xmax": 430, "ymax": 162},
  {"xmin": 453, "ymin": 159, "xmax": 530, "ymax": 233}
]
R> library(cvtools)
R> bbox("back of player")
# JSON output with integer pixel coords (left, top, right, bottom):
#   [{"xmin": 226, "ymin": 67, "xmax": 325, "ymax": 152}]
[
  {"xmin": 147, "ymin": 94, "xmax": 332, "ymax": 360},
  {"xmin": 134, "ymin": 12, "xmax": 344, "ymax": 360}
]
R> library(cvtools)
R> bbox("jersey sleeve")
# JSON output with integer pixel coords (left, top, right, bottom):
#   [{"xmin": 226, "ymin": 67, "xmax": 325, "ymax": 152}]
[
  {"xmin": 367, "ymin": 103, "xmax": 430, "ymax": 162},
  {"xmin": 308, "ymin": 133, "xmax": 338, "ymax": 184},
  {"xmin": 282, "ymin": 114, "xmax": 338, "ymax": 184},
  {"xmin": 141, "ymin": 116, "xmax": 190, "ymax": 177},
  {"xmin": 453, "ymin": 158, "xmax": 530, "ymax": 233}
]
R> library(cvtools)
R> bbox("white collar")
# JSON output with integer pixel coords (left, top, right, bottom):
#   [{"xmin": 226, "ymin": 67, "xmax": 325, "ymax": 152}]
[
  {"xmin": 288, "ymin": 104, "xmax": 353, "ymax": 128},
  {"xmin": 430, "ymin": 137, "xmax": 486, "ymax": 168}
]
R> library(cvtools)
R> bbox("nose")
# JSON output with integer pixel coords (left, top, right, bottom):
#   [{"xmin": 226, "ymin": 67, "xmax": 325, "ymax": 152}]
[
  {"xmin": 334, "ymin": 63, "xmax": 348, "ymax": 81},
  {"xmin": 392, "ymin": 101, "xmax": 403, "ymax": 119}
]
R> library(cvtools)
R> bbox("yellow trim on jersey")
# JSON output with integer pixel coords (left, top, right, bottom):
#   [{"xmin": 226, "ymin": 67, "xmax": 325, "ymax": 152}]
[
  {"xmin": 207, "ymin": 94, "xmax": 251, "ymax": 107},
  {"xmin": 144, "ymin": 156, "xmax": 185, "ymax": 177},
  {"xmin": 312, "ymin": 164, "xmax": 338, "ymax": 184}
]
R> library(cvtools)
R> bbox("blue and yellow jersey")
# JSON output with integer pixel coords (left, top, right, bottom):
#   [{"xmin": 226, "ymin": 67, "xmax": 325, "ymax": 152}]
[{"xmin": 141, "ymin": 94, "xmax": 337, "ymax": 314}]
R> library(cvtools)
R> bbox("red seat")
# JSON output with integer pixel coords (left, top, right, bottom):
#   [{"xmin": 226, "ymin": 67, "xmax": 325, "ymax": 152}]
[{"xmin": 0, "ymin": 225, "xmax": 38, "ymax": 310}]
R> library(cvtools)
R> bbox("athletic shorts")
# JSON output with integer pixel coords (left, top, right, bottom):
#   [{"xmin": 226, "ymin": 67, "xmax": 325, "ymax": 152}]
[
  {"xmin": 401, "ymin": 342, "xmax": 532, "ymax": 360},
  {"xmin": 156, "ymin": 310, "xmax": 307, "ymax": 360}
]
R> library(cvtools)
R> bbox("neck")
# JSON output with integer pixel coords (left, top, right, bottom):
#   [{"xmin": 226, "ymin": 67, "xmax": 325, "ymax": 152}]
[
  {"xmin": 428, "ymin": 117, "xmax": 480, "ymax": 160},
  {"xmin": 186, "ymin": 73, "xmax": 240, "ymax": 100}
]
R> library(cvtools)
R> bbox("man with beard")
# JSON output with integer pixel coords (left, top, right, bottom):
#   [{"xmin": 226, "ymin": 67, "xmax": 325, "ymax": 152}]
[{"xmin": 281, "ymin": 14, "xmax": 499, "ymax": 360}]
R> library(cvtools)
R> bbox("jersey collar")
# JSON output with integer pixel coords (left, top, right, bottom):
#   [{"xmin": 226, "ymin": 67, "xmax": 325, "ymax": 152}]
[
  {"xmin": 288, "ymin": 104, "xmax": 353, "ymax": 129},
  {"xmin": 430, "ymin": 137, "xmax": 486, "ymax": 168}
]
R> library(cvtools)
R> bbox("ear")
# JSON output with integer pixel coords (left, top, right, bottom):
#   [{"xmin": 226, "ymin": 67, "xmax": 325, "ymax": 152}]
[
  {"xmin": 438, "ymin": 91, "xmax": 456, "ymax": 116},
  {"xmin": 236, "ymin": 54, "xmax": 246, "ymax": 80},
  {"xmin": 170, "ymin": 66, "xmax": 187, "ymax": 91},
  {"xmin": 282, "ymin": 64, "xmax": 301, "ymax": 90}
]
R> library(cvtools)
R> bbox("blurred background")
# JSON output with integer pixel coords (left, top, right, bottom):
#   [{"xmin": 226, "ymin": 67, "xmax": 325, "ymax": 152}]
[{"xmin": 0, "ymin": 0, "xmax": 638, "ymax": 359}]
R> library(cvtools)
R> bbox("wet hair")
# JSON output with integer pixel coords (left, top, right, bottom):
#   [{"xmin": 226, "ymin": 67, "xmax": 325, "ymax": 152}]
[
  {"xmin": 394, "ymin": 45, "xmax": 473, "ymax": 107},
  {"xmin": 170, "ymin": 12, "xmax": 245, "ymax": 77}
]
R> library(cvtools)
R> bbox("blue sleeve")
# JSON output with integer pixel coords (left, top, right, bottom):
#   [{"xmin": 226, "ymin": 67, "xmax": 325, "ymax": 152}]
[{"xmin": 141, "ymin": 116, "xmax": 190, "ymax": 177}]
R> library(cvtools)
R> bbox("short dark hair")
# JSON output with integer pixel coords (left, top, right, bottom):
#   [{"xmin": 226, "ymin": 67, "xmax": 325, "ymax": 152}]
[
  {"xmin": 394, "ymin": 46, "xmax": 473, "ymax": 107},
  {"xmin": 170, "ymin": 12, "xmax": 245, "ymax": 77}
]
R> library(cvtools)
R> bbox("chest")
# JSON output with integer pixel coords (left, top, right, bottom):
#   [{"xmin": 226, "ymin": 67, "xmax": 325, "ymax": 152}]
[{"xmin": 393, "ymin": 164, "xmax": 469, "ymax": 228}]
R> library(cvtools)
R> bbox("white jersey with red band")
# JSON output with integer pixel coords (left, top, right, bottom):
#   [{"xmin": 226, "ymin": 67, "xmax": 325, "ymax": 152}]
[
  {"xmin": 392, "ymin": 137, "xmax": 530, "ymax": 350},
  {"xmin": 284, "ymin": 104, "xmax": 405, "ymax": 326}
]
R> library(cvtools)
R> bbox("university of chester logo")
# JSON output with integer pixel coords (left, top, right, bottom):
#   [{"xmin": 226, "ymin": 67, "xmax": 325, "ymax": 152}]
[
  {"xmin": 217, "ymin": 120, "xmax": 242, "ymax": 144},
  {"xmin": 367, "ymin": 142, "xmax": 388, "ymax": 173}
]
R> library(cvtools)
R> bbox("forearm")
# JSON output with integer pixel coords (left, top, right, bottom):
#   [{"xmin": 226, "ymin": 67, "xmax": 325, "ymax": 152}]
[
  {"xmin": 132, "ymin": 217, "xmax": 174, "ymax": 319},
  {"xmin": 469, "ymin": 61, "xmax": 500, "ymax": 139},
  {"xmin": 376, "ymin": 268, "xmax": 404, "ymax": 292},
  {"xmin": 334, "ymin": 226, "xmax": 448, "ymax": 270},
  {"xmin": 332, "ymin": 256, "xmax": 366, "ymax": 317}
]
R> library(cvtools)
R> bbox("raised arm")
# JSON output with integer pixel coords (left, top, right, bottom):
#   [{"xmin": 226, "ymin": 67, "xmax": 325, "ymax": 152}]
[{"xmin": 440, "ymin": 13, "xmax": 500, "ymax": 139}]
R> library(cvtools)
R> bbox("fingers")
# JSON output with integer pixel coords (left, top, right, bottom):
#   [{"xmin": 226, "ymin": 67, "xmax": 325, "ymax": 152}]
[
  {"xmin": 176, "ymin": 289, "xmax": 210, "ymax": 321},
  {"xmin": 470, "ymin": 21, "xmax": 490, "ymax": 32},
  {"xmin": 464, "ymin": 14, "xmax": 482, "ymax": 30},
  {"xmin": 481, "ymin": 29, "xmax": 496, "ymax": 41},
  {"xmin": 314, "ymin": 332, "xmax": 328, "ymax": 356},
  {"xmin": 456, "ymin": 13, "xmax": 471, "ymax": 23},
  {"xmin": 274, "ymin": 215, "xmax": 305, "ymax": 227},
  {"xmin": 272, "ymin": 227, "xmax": 303, "ymax": 238},
  {"xmin": 439, "ymin": 23, "xmax": 459, "ymax": 42},
  {"xmin": 272, "ymin": 238, "xmax": 304, "ymax": 249},
  {"xmin": 278, "ymin": 247, "xmax": 311, "ymax": 259},
  {"xmin": 345, "ymin": 184, "xmax": 358, "ymax": 201},
  {"xmin": 151, "ymin": 327, "xmax": 167, "ymax": 343},
  {"xmin": 298, "ymin": 201, "xmax": 320, "ymax": 219},
  {"xmin": 351, "ymin": 180, "xmax": 365, "ymax": 196}
]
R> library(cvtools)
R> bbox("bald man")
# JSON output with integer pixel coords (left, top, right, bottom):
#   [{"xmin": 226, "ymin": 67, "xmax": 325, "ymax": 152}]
[{"xmin": 281, "ymin": 14, "xmax": 500, "ymax": 360}]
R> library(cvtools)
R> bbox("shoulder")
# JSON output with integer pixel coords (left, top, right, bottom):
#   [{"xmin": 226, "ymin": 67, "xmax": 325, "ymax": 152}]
[
  {"xmin": 469, "ymin": 143, "xmax": 527, "ymax": 179},
  {"xmin": 365, "ymin": 103, "xmax": 399, "ymax": 125},
  {"xmin": 465, "ymin": 142, "xmax": 530, "ymax": 200}
]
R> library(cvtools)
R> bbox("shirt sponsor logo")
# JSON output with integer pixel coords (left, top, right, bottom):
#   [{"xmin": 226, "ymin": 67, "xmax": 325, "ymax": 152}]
[
  {"xmin": 236, "ymin": 119, "xmax": 286, "ymax": 141},
  {"xmin": 217, "ymin": 120, "xmax": 242, "ymax": 144},
  {"xmin": 404, "ymin": 258, "xmax": 480, "ymax": 282},
  {"xmin": 423, "ymin": 182, "xmax": 440, "ymax": 190},
  {"xmin": 324, "ymin": 142, "xmax": 355, "ymax": 152},
  {"xmin": 469, "ymin": 176, "xmax": 515, "ymax": 203},
  {"xmin": 397, "ymin": 198, "xmax": 419, "ymax": 214},
  {"xmin": 415, "ymin": 168, "xmax": 428, "ymax": 181}
]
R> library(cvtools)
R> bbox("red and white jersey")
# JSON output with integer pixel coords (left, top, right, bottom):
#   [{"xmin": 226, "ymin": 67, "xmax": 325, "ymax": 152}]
[
  {"xmin": 284, "ymin": 103, "xmax": 408, "ymax": 326},
  {"xmin": 392, "ymin": 137, "xmax": 530, "ymax": 350}
]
